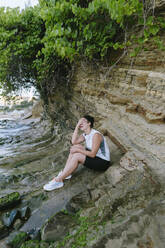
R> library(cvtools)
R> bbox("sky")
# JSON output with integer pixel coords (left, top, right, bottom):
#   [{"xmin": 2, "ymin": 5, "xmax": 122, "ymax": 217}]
[{"xmin": 0, "ymin": 0, "xmax": 39, "ymax": 10}]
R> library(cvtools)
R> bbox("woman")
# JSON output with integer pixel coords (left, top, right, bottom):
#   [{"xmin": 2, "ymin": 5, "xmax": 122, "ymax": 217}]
[{"xmin": 43, "ymin": 115, "xmax": 110, "ymax": 191}]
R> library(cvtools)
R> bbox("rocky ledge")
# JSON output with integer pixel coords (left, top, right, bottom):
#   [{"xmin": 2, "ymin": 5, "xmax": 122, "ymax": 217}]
[{"xmin": 0, "ymin": 7, "xmax": 165, "ymax": 248}]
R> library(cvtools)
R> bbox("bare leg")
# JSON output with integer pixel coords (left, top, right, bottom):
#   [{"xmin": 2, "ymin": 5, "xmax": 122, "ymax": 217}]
[
  {"xmin": 64, "ymin": 144, "xmax": 84, "ymax": 167},
  {"xmin": 55, "ymin": 152, "xmax": 86, "ymax": 182},
  {"xmin": 51, "ymin": 144, "xmax": 85, "ymax": 182}
]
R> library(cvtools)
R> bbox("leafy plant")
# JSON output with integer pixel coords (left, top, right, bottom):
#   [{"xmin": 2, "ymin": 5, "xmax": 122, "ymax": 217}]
[
  {"xmin": 0, "ymin": 6, "xmax": 45, "ymax": 94},
  {"xmin": 0, "ymin": 0, "xmax": 164, "ymax": 97}
]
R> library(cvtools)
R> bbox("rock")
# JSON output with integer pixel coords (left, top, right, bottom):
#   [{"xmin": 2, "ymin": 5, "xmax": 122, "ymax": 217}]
[
  {"xmin": 41, "ymin": 210, "xmax": 77, "ymax": 242},
  {"xmin": 80, "ymin": 207, "xmax": 97, "ymax": 218},
  {"xmin": 27, "ymin": 228, "xmax": 41, "ymax": 241},
  {"xmin": 13, "ymin": 219, "xmax": 22, "ymax": 231},
  {"xmin": 0, "ymin": 192, "xmax": 21, "ymax": 210},
  {"xmin": 66, "ymin": 190, "xmax": 92, "ymax": 214},
  {"xmin": 119, "ymin": 150, "xmax": 145, "ymax": 172},
  {"xmin": 98, "ymin": 200, "xmax": 165, "ymax": 248},
  {"xmin": 0, "ymin": 174, "xmax": 29, "ymax": 189},
  {"xmin": 22, "ymin": 113, "xmax": 32, "ymax": 120},
  {"xmin": 20, "ymin": 240, "xmax": 40, "ymax": 248},
  {"xmin": 20, "ymin": 240, "xmax": 49, "ymax": 248},
  {"xmin": 0, "ymin": 7, "xmax": 165, "ymax": 248},
  {"xmin": 19, "ymin": 207, "xmax": 31, "ymax": 221},
  {"xmin": 31, "ymin": 100, "xmax": 43, "ymax": 118},
  {"xmin": 0, "ymin": 218, "xmax": 8, "ymax": 239},
  {"xmin": 6, "ymin": 231, "xmax": 29, "ymax": 248},
  {"xmin": 2, "ymin": 209, "xmax": 20, "ymax": 227},
  {"xmin": 104, "ymin": 164, "xmax": 127, "ymax": 186},
  {"xmin": 1, "ymin": 206, "xmax": 30, "ymax": 231}
]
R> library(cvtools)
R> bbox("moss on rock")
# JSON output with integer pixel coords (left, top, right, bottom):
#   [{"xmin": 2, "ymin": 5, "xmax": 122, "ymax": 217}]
[
  {"xmin": 20, "ymin": 240, "xmax": 49, "ymax": 248},
  {"xmin": 0, "ymin": 192, "xmax": 21, "ymax": 210},
  {"xmin": 7, "ymin": 232, "xmax": 29, "ymax": 248},
  {"xmin": 41, "ymin": 210, "xmax": 78, "ymax": 242}
]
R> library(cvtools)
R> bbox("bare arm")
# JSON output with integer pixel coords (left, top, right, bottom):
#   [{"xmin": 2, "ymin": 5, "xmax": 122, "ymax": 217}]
[
  {"xmin": 71, "ymin": 119, "xmax": 85, "ymax": 145},
  {"xmin": 71, "ymin": 133, "xmax": 102, "ymax": 158}
]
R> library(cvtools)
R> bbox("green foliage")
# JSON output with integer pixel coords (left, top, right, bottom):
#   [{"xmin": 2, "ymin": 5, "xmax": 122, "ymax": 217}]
[
  {"xmin": 129, "ymin": 14, "xmax": 165, "ymax": 57},
  {"xmin": 0, "ymin": 0, "xmax": 164, "ymax": 97},
  {"xmin": 0, "ymin": 192, "xmax": 20, "ymax": 210},
  {"xmin": 0, "ymin": 6, "xmax": 45, "ymax": 93},
  {"xmin": 20, "ymin": 240, "xmax": 49, "ymax": 248},
  {"xmin": 56, "ymin": 215, "xmax": 89, "ymax": 248},
  {"xmin": 10, "ymin": 232, "xmax": 28, "ymax": 248},
  {"xmin": 56, "ymin": 212, "xmax": 102, "ymax": 248},
  {"xmin": 39, "ymin": 0, "xmax": 143, "ymax": 61}
]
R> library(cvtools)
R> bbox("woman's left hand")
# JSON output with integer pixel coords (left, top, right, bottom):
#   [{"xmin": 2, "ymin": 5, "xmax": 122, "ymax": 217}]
[{"xmin": 70, "ymin": 146, "xmax": 80, "ymax": 154}]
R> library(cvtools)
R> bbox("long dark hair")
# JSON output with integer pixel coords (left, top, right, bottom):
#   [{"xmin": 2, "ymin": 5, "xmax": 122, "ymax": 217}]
[{"xmin": 83, "ymin": 115, "xmax": 94, "ymax": 128}]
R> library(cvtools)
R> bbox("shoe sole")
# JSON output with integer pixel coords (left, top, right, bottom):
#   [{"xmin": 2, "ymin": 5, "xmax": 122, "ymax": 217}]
[
  {"xmin": 65, "ymin": 175, "xmax": 72, "ymax": 180},
  {"xmin": 43, "ymin": 184, "xmax": 63, "ymax": 191}
]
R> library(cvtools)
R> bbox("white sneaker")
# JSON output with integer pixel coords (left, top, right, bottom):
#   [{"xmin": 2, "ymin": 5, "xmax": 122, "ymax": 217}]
[
  {"xmin": 47, "ymin": 179, "xmax": 57, "ymax": 185},
  {"xmin": 44, "ymin": 171, "xmax": 71, "ymax": 190},
  {"xmin": 43, "ymin": 180, "xmax": 64, "ymax": 191},
  {"xmin": 58, "ymin": 170, "xmax": 72, "ymax": 180}
]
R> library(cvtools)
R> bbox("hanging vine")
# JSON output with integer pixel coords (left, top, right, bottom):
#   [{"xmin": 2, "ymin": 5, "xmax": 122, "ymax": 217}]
[{"xmin": 0, "ymin": 0, "xmax": 164, "ymax": 97}]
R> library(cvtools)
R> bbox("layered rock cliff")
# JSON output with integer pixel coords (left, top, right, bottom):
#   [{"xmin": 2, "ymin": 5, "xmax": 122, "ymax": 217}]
[
  {"xmin": 1, "ymin": 2, "xmax": 165, "ymax": 248},
  {"xmin": 43, "ymin": 27, "xmax": 165, "ymax": 247},
  {"xmin": 49, "ymin": 30, "xmax": 165, "ymax": 177}
]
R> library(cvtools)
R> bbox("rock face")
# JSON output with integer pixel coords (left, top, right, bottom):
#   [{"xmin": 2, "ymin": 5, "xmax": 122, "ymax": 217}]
[
  {"xmin": 48, "ymin": 31, "xmax": 165, "ymax": 180},
  {"xmin": 41, "ymin": 211, "xmax": 77, "ymax": 242},
  {"xmin": 39, "ymin": 150, "xmax": 164, "ymax": 248},
  {"xmin": 45, "ymin": 30, "xmax": 165, "ymax": 247},
  {"xmin": 1, "ymin": 6, "xmax": 164, "ymax": 248}
]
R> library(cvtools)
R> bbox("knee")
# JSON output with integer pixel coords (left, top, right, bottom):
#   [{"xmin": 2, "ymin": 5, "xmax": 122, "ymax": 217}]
[
  {"xmin": 72, "ymin": 153, "xmax": 82, "ymax": 160},
  {"xmin": 72, "ymin": 153, "xmax": 85, "ymax": 164}
]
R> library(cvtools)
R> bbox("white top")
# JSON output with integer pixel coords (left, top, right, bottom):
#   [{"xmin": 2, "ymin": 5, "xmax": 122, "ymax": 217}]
[{"xmin": 83, "ymin": 129, "xmax": 110, "ymax": 161}]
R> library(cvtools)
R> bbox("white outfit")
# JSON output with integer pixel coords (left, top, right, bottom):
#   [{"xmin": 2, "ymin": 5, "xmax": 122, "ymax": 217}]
[{"xmin": 83, "ymin": 129, "xmax": 110, "ymax": 161}]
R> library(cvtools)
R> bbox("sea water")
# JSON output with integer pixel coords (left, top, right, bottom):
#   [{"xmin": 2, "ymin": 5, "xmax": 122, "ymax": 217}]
[{"xmin": 0, "ymin": 117, "xmax": 31, "ymax": 158}]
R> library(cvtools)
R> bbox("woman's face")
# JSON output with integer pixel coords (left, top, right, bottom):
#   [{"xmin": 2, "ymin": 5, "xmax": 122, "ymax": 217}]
[{"xmin": 79, "ymin": 118, "xmax": 90, "ymax": 131}]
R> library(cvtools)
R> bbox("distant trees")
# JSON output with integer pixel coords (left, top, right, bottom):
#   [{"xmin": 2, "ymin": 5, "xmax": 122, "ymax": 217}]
[{"xmin": 0, "ymin": 6, "xmax": 45, "ymax": 94}]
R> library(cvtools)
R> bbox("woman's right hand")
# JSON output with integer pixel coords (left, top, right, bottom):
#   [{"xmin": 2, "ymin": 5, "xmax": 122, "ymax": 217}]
[{"xmin": 76, "ymin": 118, "xmax": 84, "ymax": 129}]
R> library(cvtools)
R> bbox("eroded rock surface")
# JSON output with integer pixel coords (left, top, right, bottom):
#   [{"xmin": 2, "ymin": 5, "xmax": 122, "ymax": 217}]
[
  {"xmin": 41, "ymin": 28, "xmax": 165, "ymax": 247},
  {"xmin": 0, "ymin": 8, "xmax": 165, "ymax": 248}
]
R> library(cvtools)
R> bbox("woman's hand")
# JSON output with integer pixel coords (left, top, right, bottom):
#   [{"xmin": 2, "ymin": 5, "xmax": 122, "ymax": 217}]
[
  {"xmin": 76, "ymin": 118, "xmax": 84, "ymax": 129},
  {"xmin": 70, "ymin": 146, "xmax": 79, "ymax": 154},
  {"xmin": 70, "ymin": 144, "xmax": 84, "ymax": 154}
]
